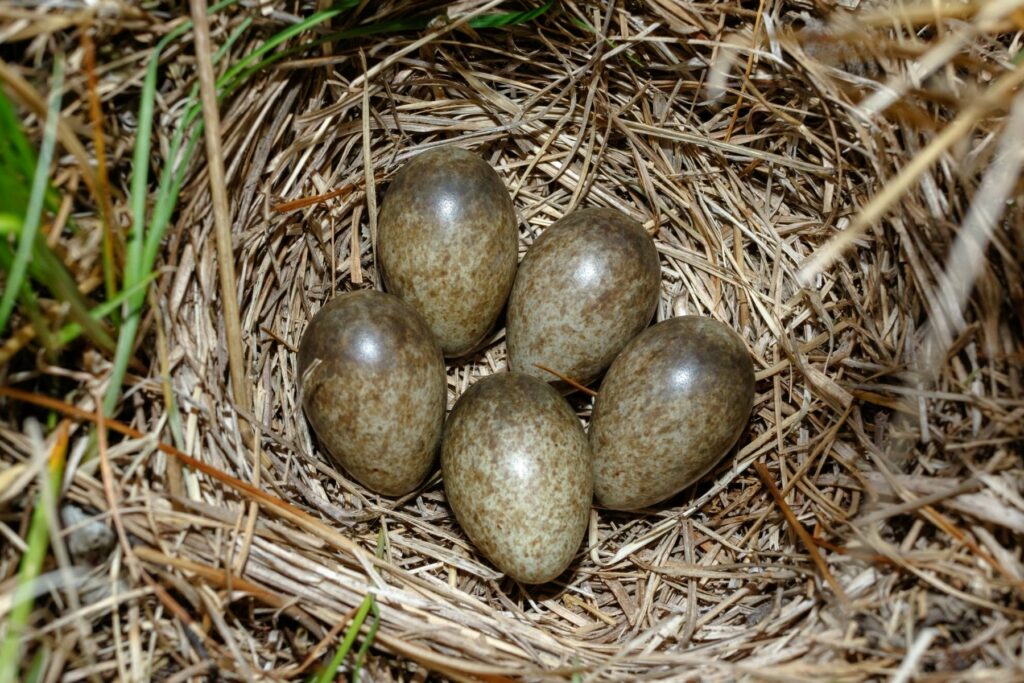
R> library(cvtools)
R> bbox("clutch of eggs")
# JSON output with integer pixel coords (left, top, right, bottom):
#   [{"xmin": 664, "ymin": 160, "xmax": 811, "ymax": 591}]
[{"xmin": 297, "ymin": 147, "xmax": 755, "ymax": 584}]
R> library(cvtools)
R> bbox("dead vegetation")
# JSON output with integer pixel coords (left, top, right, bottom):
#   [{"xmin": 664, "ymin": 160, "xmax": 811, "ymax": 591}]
[{"xmin": 1, "ymin": 0, "xmax": 1022, "ymax": 680}]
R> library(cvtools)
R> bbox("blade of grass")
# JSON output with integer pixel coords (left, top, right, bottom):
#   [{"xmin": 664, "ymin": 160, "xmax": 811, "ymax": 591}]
[
  {"xmin": 102, "ymin": 0, "xmax": 553, "ymax": 414},
  {"xmin": 13, "ymin": 238, "xmax": 116, "ymax": 352},
  {"xmin": 0, "ymin": 423, "xmax": 68, "ymax": 683},
  {"xmin": 260, "ymin": 1, "xmax": 554, "ymax": 78},
  {"xmin": 0, "ymin": 97, "xmax": 33, "ymax": 214},
  {"xmin": 23, "ymin": 648, "xmax": 47, "ymax": 683},
  {"xmin": 349, "ymin": 527, "xmax": 387, "ymax": 682},
  {"xmin": 0, "ymin": 213, "xmax": 19, "ymax": 235},
  {"xmin": 104, "ymin": 0, "xmax": 238, "ymax": 415},
  {"xmin": 0, "ymin": 56, "xmax": 63, "ymax": 335},
  {"xmin": 105, "ymin": 0, "xmax": 337, "ymax": 415},
  {"xmin": 213, "ymin": 5, "xmax": 352, "ymax": 98},
  {"xmin": 350, "ymin": 599, "xmax": 380, "ymax": 683},
  {"xmin": 56, "ymin": 274, "xmax": 158, "ymax": 347},
  {"xmin": 310, "ymin": 594, "xmax": 374, "ymax": 683},
  {"xmin": 754, "ymin": 461, "xmax": 850, "ymax": 607},
  {"xmin": 4, "ymin": 257, "xmax": 60, "ymax": 357},
  {"xmin": 0, "ymin": 84, "xmax": 116, "ymax": 353},
  {"xmin": 190, "ymin": 0, "xmax": 251, "ymax": 417},
  {"xmin": 468, "ymin": 0, "xmax": 553, "ymax": 28},
  {"xmin": 0, "ymin": 89, "xmax": 60, "ymax": 217}
]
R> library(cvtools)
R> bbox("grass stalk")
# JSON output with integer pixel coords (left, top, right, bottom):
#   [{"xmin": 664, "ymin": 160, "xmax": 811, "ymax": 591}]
[
  {"xmin": 0, "ymin": 57, "xmax": 63, "ymax": 335},
  {"xmin": 189, "ymin": 0, "xmax": 251, "ymax": 413},
  {"xmin": 0, "ymin": 423, "xmax": 68, "ymax": 683},
  {"xmin": 310, "ymin": 594, "xmax": 375, "ymax": 683},
  {"xmin": 103, "ymin": 0, "xmax": 342, "ymax": 415}
]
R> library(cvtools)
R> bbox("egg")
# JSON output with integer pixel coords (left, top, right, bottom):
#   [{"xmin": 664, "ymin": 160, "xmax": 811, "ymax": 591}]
[
  {"xmin": 442, "ymin": 373, "xmax": 592, "ymax": 583},
  {"xmin": 590, "ymin": 316, "xmax": 755, "ymax": 510},
  {"xmin": 297, "ymin": 290, "xmax": 446, "ymax": 496},
  {"xmin": 377, "ymin": 147, "xmax": 518, "ymax": 357},
  {"xmin": 506, "ymin": 207, "xmax": 660, "ymax": 387}
]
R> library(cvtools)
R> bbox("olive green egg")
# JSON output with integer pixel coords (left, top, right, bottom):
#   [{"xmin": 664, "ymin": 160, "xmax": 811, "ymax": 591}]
[
  {"xmin": 377, "ymin": 147, "xmax": 518, "ymax": 357},
  {"xmin": 590, "ymin": 316, "xmax": 755, "ymax": 510},
  {"xmin": 297, "ymin": 290, "xmax": 446, "ymax": 496},
  {"xmin": 506, "ymin": 207, "xmax": 661, "ymax": 388},
  {"xmin": 442, "ymin": 373, "xmax": 592, "ymax": 584}
]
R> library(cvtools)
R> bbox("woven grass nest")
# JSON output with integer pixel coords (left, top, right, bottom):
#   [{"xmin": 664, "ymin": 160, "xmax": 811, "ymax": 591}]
[{"xmin": 1, "ymin": 1, "xmax": 1023, "ymax": 680}]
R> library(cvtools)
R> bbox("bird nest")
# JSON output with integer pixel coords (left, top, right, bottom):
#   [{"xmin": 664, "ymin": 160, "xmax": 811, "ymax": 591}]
[{"xmin": 1, "ymin": 1, "xmax": 1023, "ymax": 681}]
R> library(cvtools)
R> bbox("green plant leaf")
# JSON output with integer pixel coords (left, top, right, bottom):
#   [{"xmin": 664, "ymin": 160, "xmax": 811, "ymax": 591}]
[
  {"xmin": 0, "ymin": 57, "xmax": 63, "ymax": 335},
  {"xmin": 56, "ymin": 273, "xmax": 158, "ymax": 347},
  {"xmin": 469, "ymin": 0, "xmax": 553, "ymax": 28},
  {"xmin": 310, "ymin": 594, "xmax": 374, "ymax": 683},
  {"xmin": 0, "ymin": 429, "xmax": 66, "ymax": 683},
  {"xmin": 350, "ymin": 599, "xmax": 380, "ymax": 683}
]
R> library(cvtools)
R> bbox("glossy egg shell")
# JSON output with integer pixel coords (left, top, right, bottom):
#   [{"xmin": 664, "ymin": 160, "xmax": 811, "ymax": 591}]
[
  {"xmin": 377, "ymin": 147, "xmax": 518, "ymax": 357},
  {"xmin": 590, "ymin": 316, "xmax": 755, "ymax": 510},
  {"xmin": 442, "ymin": 373, "xmax": 592, "ymax": 584},
  {"xmin": 506, "ymin": 207, "xmax": 660, "ymax": 387},
  {"xmin": 297, "ymin": 290, "xmax": 447, "ymax": 496}
]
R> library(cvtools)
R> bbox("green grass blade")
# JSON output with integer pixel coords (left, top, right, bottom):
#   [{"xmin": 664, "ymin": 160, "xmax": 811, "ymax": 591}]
[
  {"xmin": 0, "ymin": 56, "xmax": 63, "ymax": 335},
  {"xmin": 0, "ymin": 89, "xmax": 60, "ymax": 217},
  {"xmin": 215, "ymin": 5, "xmax": 349, "ymax": 96},
  {"xmin": 106, "ymin": 2, "xmax": 344, "ymax": 414},
  {"xmin": 123, "ymin": 21, "xmax": 193, "ymax": 294},
  {"xmin": 350, "ymin": 599, "xmax": 380, "ymax": 683},
  {"xmin": 293, "ymin": 2, "xmax": 555, "ymax": 63},
  {"xmin": 348, "ymin": 528, "xmax": 386, "ymax": 682},
  {"xmin": 56, "ymin": 273, "xmax": 158, "ymax": 347},
  {"xmin": 248, "ymin": 17, "xmax": 432, "ymax": 75},
  {"xmin": 223, "ymin": 1, "xmax": 557, "ymax": 104},
  {"xmin": 310, "ymin": 594, "xmax": 374, "ymax": 683},
  {"xmin": 469, "ymin": 0, "xmax": 554, "ymax": 28},
  {"xmin": 123, "ymin": 0, "xmax": 241, "ymax": 288},
  {"xmin": 104, "ymin": 0, "xmax": 239, "ymax": 415},
  {"xmin": 0, "ymin": 89, "xmax": 36, "ymax": 179},
  {"xmin": 0, "ymin": 89, "xmax": 115, "ymax": 353},
  {"xmin": 221, "ymin": 15, "xmax": 254, "ymax": 56},
  {"xmin": 0, "ymin": 213, "xmax": 19, "ymax": 235},
  {"xmin": 103, "ymin": 0, "xmax": 550, "ymax": 414},
  {"xmin": 0, "ymin": 431, "xmax": 66, "ymax": 683},
  {"xmin": 0, "ymin": 237, "xmax": 115, "ymax": 353},
  {"xmin": 0, "ymin": 96, "xmax": 32, "ymax": 215},
  {"xmin": 0, "ymin": 242, "xmax": 60, "ymax": 355},
  {"xmin": 27, "ymin": 239, "xmax": 116, "ymax": 352},
  {"xmin": 23, "ymin": 648, "xmax": 47, "ymax": 683}
]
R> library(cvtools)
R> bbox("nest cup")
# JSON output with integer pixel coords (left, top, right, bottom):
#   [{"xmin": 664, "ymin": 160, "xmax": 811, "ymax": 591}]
[{"xmin": 2, "ymin": 1, "xmax": 1023, "ymax": 681}]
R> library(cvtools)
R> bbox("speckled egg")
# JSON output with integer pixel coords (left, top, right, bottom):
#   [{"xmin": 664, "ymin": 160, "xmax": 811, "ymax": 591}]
[
  {"xmin": 442, "ymin": 373, "xmax": 592, "ymax": 584},
  {"xmin": 506, "ymin": 207, "xmax": 660, "ymax": 388},
  {"xmin": 590, "ymin": 316, "xmax": 755, "ymax": 510},
  {"xmin": 377, "ymin": 147, "xmax": 518, "ymax": 357},
  {"xmin": 297, "ymin": 290, "xmax": 446, "ymax": 496}
]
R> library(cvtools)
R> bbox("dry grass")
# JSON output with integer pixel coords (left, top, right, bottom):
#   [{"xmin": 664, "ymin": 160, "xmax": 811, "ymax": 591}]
[{"xmin": 2, "ymin": 0, "xmax": 1024, "ymax": 680}]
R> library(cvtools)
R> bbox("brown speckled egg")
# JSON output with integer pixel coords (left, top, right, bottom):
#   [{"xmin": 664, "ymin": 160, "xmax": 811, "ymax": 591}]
[
  {"xmin": 442, "ymin": 373, "xmax": 592, "ymax": 584},
  {"xmin": 298, "ymin": 290, "xmax": 446, "ymax": 496},
  {"xmin": 377, "ymin": 147, "xmax": 518, "ymax": 357},
  {"xmin": 590, "ymin": 316, "xmax": 755, "ymax": 510},
  {"xmin": 506, "ymin": 207, "xmax": 660, "ymax": 387}
]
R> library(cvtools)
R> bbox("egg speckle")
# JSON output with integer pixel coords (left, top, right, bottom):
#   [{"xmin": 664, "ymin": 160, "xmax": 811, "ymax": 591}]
[
  {"xmin": 298, "ymin": 290, "xmax": 446, "ymax": 496},
  {"xmin": 506, "ymin": 207, "xmax": 660, "ymax": 387},
  {"xmin": 442, "ymin": 373, "xmax": 592, "ymax": 584},
  {"xmin": 378, "ymin": 147, "xmax": 518, "ymax": 357},
  {"xmin": 590, "ymin": 316, "xmax": 755, "ymax": 510}
]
